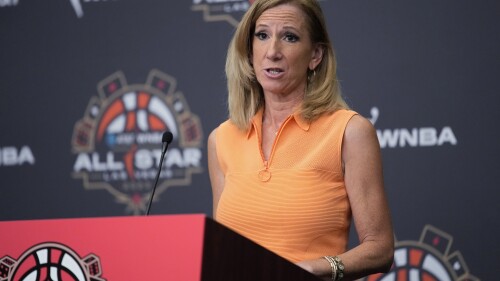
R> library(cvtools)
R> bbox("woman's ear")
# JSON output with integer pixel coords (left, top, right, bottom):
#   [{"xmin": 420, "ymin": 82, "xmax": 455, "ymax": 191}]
[{"xmin": 309, "ymin": 44, "xmax": 324, "ymax": 70}]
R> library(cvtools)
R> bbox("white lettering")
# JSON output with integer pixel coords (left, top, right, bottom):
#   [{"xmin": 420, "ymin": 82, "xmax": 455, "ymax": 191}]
[
  {"xmin": 157, "ymin": 148, "xmax": 202, "ymax": 169},
  {"xmin": 73, "ymin": 148, "xmax": 202, "ymax": 172},
  {"xmin": 2, "ymin": 147, "xmax": 18, "ymax": 165},
  {"xmin": 69, "ymin": 0, "xmax": 83, "ymax": 18},
  {"xmin": 73, "ymin": 152, "xmax": 124, "ymax": 172},
  {"xmin": 377, "ymin": 127, "xmax": 458, "ymax": 148},
  {"xmin": 134, "ymin": 170, "xmax": 157, "ymax": 180},
  {"xmin": 0, "ymin": 0, "xmax": 19, "ymax": 7},
  {"xmin": 136, "ymin": 132, "xmax": 163, "ymax": 144},
  {"xmin": 183, "ymin": 148, "xmax": 202, "ymax": 167},
  {"xmin": 0, "ymin": 146, "xmax": 35, "ymax": 166},
  {"xmin": 377, "ymin": 129, "xmax": 400, "ymax": 148},
  {"xmin": 74, "ymin": 153, "xmax": 92, "ymax": 171},
  {"xmin": 106, "ymin": 151, "xmax": 124, "ymax": 170},
  {"xmin": 18, "ymin": 146, "xmax": 35, "ymax": 165},
  {"xmin": 165, "ymin": 149, "xmax": 184, "ymax": 168},
  {"xmin": 135, "ymin": 149, "xmax": 154, "ymax": 170},
  {"xmin": 399, "ymin": 128, "xmax": 418, "ymax": 147},
  {"xmin": 71, "ymin": 0, "xmax": 116, "ymax": 19},
  {"xmin": 102, "ymin": 170, "xmax": 127, "ymax": 181},
  {"xmin": 419, "ymin": 127, "xmax": 437, "ymax": 147},
  {"xmin": 438, "ymin": 126, "xmax": 457, "ymax": 145},
  {"xmin": 116, "ymin": 134, "xmax": 135, "ymax": 145},
  {"xmin": 223, "ymin": 2, "xmax": 249, "ymax": 12},
  {"xmin": 92, "ymin": 153, "xmax": 107, "ymax": 171}
]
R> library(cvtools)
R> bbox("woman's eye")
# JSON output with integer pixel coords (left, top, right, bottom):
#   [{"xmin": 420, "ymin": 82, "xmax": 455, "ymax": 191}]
[
  {"xmin": 255, "ymin": 32, "xmax": 268, "ymax": 40},
  {"xmin": 284, "ymin": 33, "xmax": 299, "ymax": 42}
]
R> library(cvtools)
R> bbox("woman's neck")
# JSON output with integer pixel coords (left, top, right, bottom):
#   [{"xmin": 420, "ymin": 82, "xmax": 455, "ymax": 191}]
[{"xmin": 262, "ymin": 91, "xmax": 303, "ymax": 131}]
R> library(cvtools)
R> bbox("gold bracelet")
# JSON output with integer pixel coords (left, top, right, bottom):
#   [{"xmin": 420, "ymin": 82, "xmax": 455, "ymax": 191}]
[
  {"xmin": 333, "ymin": 256, "xmax": 344, "ymax": 281},
  {"xmin": 323, "ymin": 256, "xmax": 337, "ymax": 281}
]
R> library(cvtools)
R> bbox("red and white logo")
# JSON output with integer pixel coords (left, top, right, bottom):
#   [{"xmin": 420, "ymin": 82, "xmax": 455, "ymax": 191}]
[
  {"xmin": 0, "ymin": 242, "xmax": 105, "ymax": 281},
  {"xmin": 71, "ymin": 69, "xmax": 203, "ymax": 214},
  {"xmin": 364, "ymin": 225, "xmax": 479, "ymax": 281}
]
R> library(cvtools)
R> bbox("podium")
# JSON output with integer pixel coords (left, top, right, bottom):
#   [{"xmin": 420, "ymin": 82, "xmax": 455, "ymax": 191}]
[{"xmin": 0, "ymin": 214, "xmax": 320, "ymax": 280}]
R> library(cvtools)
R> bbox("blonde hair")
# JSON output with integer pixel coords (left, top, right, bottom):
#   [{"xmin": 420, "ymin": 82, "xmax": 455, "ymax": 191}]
[{"xmin": 226, "ymin": 0, "xmax": 349, "ymax": 131}]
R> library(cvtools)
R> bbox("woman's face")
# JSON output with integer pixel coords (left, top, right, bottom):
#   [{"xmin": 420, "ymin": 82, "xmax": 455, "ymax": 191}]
[{"xmin": 252, "ymin": 4, "xmax": 322, "ymax": 98}]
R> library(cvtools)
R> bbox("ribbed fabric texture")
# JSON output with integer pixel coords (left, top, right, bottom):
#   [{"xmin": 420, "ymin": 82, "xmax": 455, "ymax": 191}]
[{"xmin": 215, "ymin": 109, "xmax": 357, "ymax": 263}]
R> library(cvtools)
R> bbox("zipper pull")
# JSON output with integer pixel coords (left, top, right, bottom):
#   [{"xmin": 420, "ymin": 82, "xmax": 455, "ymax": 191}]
[{"xmin": 258, "ymin": 161, "xmax": 271, "ymax": 182}]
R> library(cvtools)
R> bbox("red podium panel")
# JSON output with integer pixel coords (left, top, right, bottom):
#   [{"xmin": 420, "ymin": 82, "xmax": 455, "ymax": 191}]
[{"xmin": 0, "ymin": 214, "xmax": 319, "ymax": 281}]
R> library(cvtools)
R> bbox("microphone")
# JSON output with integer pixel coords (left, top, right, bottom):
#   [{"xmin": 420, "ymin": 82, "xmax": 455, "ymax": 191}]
[{"xmin": 146, "ymin": 131, "xmax": 173, "ymax": 215}]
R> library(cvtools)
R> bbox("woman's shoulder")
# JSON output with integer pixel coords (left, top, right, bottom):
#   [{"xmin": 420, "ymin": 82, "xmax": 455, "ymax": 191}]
[
  {"xmin": 216, "ymin": 119, "xmax": 241, "ymax": 133},
  {"xmin": 315, "ymin": 109, "xmax": 376, "ymax": 136},
  {"xmin": 211, "ymin": 119, "xmax": 248, "ymax": 140},
  {"xmin": 343, "ymin": 113, "xmax": 378, "ymax": 145},
  {"xmin": 315, "ymin": 108, "xmax": 358, "ymax": 125},
  {"xmin": 332, "ymin": 108, "xmax": 358, "ymax": 118}
]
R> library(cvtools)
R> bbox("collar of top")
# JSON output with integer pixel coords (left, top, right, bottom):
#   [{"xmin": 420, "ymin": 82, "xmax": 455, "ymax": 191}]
[{"xmin": 246, "ymin": 107, "xmax": 310, "ymax": 139}]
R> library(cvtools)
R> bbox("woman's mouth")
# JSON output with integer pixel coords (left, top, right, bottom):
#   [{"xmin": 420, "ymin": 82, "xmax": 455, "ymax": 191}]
[{"xmin": 265, "ymin": 68, "xmax": 284, "ymax": 77}]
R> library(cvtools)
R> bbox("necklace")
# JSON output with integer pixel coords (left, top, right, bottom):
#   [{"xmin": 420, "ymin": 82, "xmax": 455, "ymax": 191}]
[
  {"xmin": 262, "ymin": 117, "xmax": 280, "ymax": 136},
  {"xmin": 270, "ymin": 123, "xmax": 280, "ymax": 136}
]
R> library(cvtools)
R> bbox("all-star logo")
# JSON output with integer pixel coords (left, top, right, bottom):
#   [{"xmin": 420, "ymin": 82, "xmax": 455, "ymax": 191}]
[
  {"xmin": 364, "ymin": 225, "xmax": 479, "ymax": 281},
  {"xmin": 71, "ymin": 69, "xmax": 203, "ymax": 214},
  {"xmin": 191, "ymin": 0, "xmax": 255, "ymax": 27},
  {"xmin": 0, "ymin": 242, "xmax": 105, "ymax": 281}
]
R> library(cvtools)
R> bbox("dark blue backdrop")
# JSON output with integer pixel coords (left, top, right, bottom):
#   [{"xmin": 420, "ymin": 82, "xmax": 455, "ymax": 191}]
[{"xmin": 1, "ymin": 1, "xmax": 498, "ymax": 280}]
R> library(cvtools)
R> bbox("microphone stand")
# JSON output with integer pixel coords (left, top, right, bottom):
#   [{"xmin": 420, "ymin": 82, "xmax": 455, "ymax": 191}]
[{"xmin": 146, "ymin": 132, "xmax": 172, "ymax": 216}]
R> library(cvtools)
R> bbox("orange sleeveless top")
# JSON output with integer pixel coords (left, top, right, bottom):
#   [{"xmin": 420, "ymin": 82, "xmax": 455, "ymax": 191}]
[{"xmin": 215, "ymin": 109, "xmax": 357, "ymax": 263}]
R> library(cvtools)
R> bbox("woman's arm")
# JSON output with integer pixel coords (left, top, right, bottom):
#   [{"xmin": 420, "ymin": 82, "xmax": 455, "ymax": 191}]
[
  {"xmin": 297, "ymin": 115, "xmax": 394, "ymax": 280},
  {"xmin": 207, "ymin": 128, "xmax": 225, "ymax": 218}
]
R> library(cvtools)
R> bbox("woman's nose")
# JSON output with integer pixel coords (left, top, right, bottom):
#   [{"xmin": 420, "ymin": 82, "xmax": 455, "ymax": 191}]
[{"xmin": 266, "ymin": 38, "xmax": 282, "ymax": 61}]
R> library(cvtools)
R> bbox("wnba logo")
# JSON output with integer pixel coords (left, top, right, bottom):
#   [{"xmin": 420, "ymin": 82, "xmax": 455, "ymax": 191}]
[
  {"xmin": 71, "ymin": 69, "xmax": 203, "ymax": 214},
  {"xmin": 364, "ymin": 225, "xmax": 479, "ymax": 281},
  {"xmin": 0, "ymin": 242, "xmax": 104, "ymax": 281}
]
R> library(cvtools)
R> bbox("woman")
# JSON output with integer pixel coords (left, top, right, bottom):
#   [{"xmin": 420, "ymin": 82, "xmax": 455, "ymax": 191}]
[{"xmin": 208, "ymin": 0, "xmax": 394, "ymax": 280}]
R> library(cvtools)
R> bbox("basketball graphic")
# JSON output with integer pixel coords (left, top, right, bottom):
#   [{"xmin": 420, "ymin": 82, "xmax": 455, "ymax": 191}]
[
  {"xmin": 96, "ymin": 92, "xmax": 177, "ymax": 144},
  {"xmin": 367, "ymin": 246, "xmax": 453, "ymax": 281},
  {"xmin": 364, "ymin": 225, "xmax": 479, "ymax": 281},
  {"xmin": 1, "ymin": 243, "xmax": 104, "ymax": 281}
]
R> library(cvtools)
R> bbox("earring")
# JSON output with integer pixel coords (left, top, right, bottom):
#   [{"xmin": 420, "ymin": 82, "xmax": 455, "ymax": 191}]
[{"xmin": 308, "ymin": 69, "xmax": 316, "ymax": 82}]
